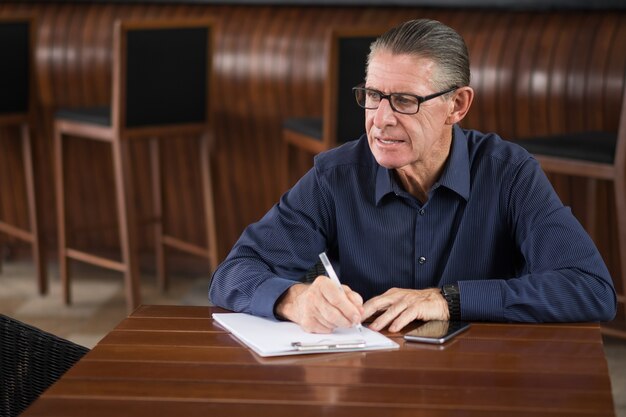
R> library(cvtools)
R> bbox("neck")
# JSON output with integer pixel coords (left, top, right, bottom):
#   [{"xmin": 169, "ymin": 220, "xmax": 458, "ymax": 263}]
[
  {"xmin": 395, "ymin": 167, "xmax": 440, "ymax": 204},
  {"xmin": 395, "ymin": 129, "xmax": 453, "ymax": 203}
]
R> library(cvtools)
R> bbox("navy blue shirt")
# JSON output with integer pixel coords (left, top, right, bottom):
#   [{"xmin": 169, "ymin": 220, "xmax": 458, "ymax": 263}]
[{"xmin": 209, "ymin": 125, "xmax": 616, "ymax": 323}]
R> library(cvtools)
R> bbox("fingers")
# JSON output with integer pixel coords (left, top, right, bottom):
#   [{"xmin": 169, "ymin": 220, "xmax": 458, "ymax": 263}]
[
  {"xmin": 344, "ymin": 286, "xmax": 365, "ymax": 322},
  {"xmin": 290, "ymin": 276, "xmax": 365, "ymax": 333},
  {"xmin": 372, "ymin": 304, "xmax": 417, "ymax": 333},
  {"xmin": 317, "ymin": 278, "xmax": 363, "ymax": 327},
  {"xmin": 368, "ymin": 297, "xmax": 409, "ymax": 332},
  {"xmin": 298, "ymin": 310, "xmax": 336, "ymax": 334},
  {"xmin": 363, "ymin": 288, "xmax": 450, "ymax": 332},
  {"xmin": 362, "ymin": 289, "xmax": 399, "ymax": 320},
  {"xmin": 344, "ymin": 285, "xmax": 363, "ymax": 306}
]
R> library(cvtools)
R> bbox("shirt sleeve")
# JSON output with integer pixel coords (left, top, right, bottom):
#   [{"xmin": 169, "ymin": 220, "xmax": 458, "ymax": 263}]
[
  {"xmin": 459, "ymin": 157, "xmax": 617, "ymax": 323},
  {"xmin": 208, "ymin": 165, "xmax": 335, "ymax": 318}
]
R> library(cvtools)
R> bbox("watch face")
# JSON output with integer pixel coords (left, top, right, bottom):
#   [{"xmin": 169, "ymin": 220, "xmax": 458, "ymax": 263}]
[{"xmin": 443, "ymin": 284, "xmax": 459, "ymax": 296}]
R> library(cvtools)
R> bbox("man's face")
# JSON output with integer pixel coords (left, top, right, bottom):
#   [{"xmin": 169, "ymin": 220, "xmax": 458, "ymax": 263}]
[{"xmin": 365, "ymin": 51, "xmax": 453, "ymax": 173}]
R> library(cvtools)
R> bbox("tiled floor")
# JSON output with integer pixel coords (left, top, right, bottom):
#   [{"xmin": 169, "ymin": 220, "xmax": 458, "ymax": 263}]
[
  {"xmin": 1, "ymin": 259, "xmax": 625, "ymax": 416},
  {"xmin": 0, "ymin": 259, "xmax": 209, "ymax": 348}
]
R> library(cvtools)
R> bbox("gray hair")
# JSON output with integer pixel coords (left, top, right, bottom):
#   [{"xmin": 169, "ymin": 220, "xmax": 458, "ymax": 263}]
[{"xmin": 368, "ymin": 19, "xmax": 470, "ymax": 91}]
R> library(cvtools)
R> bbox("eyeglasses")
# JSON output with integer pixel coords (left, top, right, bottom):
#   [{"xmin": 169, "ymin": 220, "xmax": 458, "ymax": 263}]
[{"xmin": 352, "ymin": 84, "xmax": 458, "ymax": 115}]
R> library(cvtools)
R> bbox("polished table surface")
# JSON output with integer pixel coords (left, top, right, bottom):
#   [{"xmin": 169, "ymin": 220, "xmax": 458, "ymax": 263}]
[{"xmin": 22, "ymin": 305, "xmax": 615, "ymax": 417}]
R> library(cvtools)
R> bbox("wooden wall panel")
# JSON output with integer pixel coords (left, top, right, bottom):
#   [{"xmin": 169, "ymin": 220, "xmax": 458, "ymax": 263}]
[{"xmin": 0, "ymin": 4, "xmax": 624, "ymax": 282}]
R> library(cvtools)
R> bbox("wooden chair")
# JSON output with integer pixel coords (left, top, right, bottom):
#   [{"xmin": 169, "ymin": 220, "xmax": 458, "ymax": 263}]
[
  {"xmin": 516, "ymin": 88, "xmax": 626, "ymax": 338},
  {"xmin": 0, "ymin": 16, "xmax": 47, "ymax": 294},
  {"xmin": 54, "ymin": 18, "xmax": 217, "ymax": 313},
  {"xmin": 282, "ymin": 28, "xmax": 383, "ymax": 188}
]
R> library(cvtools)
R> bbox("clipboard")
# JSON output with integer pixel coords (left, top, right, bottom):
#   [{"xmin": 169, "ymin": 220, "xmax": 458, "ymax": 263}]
[{"xmin": 212, "ymin": 313, "xmax": 399, "ymax": 357}]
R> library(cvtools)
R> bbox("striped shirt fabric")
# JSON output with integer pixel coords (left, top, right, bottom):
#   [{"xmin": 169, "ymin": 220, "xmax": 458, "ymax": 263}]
[{"xmin": 209, "ymin": 124, "xmax": 617, "ymax": 323}]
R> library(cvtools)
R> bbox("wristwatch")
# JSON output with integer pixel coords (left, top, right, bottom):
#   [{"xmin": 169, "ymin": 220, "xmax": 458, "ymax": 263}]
[{"xmin": 441, "ymin": 284, "xmax": 461, "ymax": 321}]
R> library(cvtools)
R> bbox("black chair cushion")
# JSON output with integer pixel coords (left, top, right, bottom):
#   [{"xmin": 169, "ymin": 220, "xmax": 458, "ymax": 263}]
[
  {"xmin": 55, "ymin": 106, "xmax": 111, "ymax": 126},
  {"xmin": 282, "ymin": 36, "xmax": 376, "ymax": 146},
  {"xmin": 336, "ymin": 36, "xmax": 377, "ymax": 143},
  {"xmin": 283, "ymin": 117, "xmax": 323, "ymax": 141},
  {"xmin": 0, "ymin": 21, "xmax": 29, "ymax": 114},
  {"xmin": 125, "ymin": 27, "xmax": 207, "ymax": 128},
  {"xmin": 515, "ymin": 131, "xmax": 617, "ymax": 164}
]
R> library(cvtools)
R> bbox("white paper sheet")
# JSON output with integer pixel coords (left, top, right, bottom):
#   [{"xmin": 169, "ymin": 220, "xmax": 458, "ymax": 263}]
[{"xmin": 213, "ymin": 313, "xmax": 399, "ymax": 357}]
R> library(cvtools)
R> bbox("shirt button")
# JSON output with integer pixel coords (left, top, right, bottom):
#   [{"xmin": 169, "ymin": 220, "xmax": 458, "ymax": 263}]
[
  {"xmin": 419, "ymin": 209, "xmax": 425, "ymax": 216},
  {"xmin": 418, "ymin": 256, "xmax": 426, "ymax": 265}
]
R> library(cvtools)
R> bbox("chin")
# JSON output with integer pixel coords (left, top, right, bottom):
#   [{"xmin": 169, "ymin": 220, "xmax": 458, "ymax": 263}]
[
  {"xmin": 372, "ymin": 152, "xmax": 407, "ymax": 170},
  {"xmin": 369, "ymin": 138, "xmax": 410, "ymax": 168}
]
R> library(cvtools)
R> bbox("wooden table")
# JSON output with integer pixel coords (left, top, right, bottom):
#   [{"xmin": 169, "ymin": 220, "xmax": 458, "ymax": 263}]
[{"xmin": 22, "ymin": 305, "xmax": 615, "ymax": 417}]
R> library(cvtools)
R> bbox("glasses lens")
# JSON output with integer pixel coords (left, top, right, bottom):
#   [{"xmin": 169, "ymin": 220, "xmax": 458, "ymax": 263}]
[
  {"xmin": 390, "ymin": 94, "xmax": 419, "ymax": 114},
  {"xmin": 354, "ymin": 88, "xmax": 369, "ymax": 109},
  {"xmin": 364, "ymin": 89, "xmax": 381, "ymax": 108},
  {"xmin": 354, "ymin": 88, "xmax": 366, "ymax": 107},
  {"xmin": 355, "ymin": 88, "xmax": 381, "ymax": 109}
]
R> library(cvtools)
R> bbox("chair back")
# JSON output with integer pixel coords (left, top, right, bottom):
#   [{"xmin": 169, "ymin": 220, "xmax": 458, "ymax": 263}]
[
  {"xmin": 112, "ymin": 18, "xmax": 213, "ymax": 138},
  {"xmin": 0, "ymin": 16, "xmax": 34, "ymax": 124},
  {"xmin": 323, "ymin": 28, "xmax": 383, "ymax": 148},
  {"xmin": 0, "ymin": 314, "xmax": 89, "ymax": 417}
]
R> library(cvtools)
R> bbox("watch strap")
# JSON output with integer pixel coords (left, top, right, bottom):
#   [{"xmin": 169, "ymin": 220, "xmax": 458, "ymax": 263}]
[{"xmin": 441, "ymin": 284, "xmax": 461, "ymax": 321}]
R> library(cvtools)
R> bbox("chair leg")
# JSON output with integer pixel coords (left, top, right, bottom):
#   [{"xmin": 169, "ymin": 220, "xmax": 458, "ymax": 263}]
[
  {"xmin": 200, "ymin": 132, "xmax": 218, "ymax": 270},
  {"xmin": 111, "ymin": 140, "xmax": 141, "ymax": 313},
  {"xmin": 614, "ymin": 177, "xmax": 626, "ymax": 310},
  {"xmin": 584, "ymin": 178, "xmax": 598, "ymax": 243},
  {"xmin": 20, "ymin": 124, "xmax": 47, "ymax": 295},
  {"xmin": 54, "ymin": 125, "xmax": 71, "ymax": 304},
  {"xmin": 150, "ymin": 138, "xmax": 166, "ymax": 291},
  {"xmin": 282, "ymin": 141, "xmax": 291, "ymax": 192}
]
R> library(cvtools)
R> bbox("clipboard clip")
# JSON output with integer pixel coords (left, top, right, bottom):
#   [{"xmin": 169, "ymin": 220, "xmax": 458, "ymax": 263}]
[{"xmin": 291, "ymin": 339, "xmax": 366, "ymax": 351}]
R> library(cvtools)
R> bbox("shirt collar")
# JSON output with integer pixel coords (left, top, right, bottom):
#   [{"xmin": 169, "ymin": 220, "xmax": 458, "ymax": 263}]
[{"xmin": 374, "ymin": 124, "xmax": 470, "ymax": 205}]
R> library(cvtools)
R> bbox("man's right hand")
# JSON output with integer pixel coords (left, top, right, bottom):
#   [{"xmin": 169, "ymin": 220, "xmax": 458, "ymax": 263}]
[{"xmin": 275, "ymin": 276, "xmax": 364, "ymax": 333}]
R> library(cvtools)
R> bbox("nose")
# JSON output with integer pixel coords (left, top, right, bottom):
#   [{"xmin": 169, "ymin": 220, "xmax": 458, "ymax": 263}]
[{"xmin": 372, "ymin": 98, "xmax": 397, "ymax": 129}]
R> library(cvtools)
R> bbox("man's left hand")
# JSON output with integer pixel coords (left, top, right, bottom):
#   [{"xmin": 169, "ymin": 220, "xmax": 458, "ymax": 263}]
[{"xmin": 362, "ymin": 287, "xmax": 449, "ymax": 332}]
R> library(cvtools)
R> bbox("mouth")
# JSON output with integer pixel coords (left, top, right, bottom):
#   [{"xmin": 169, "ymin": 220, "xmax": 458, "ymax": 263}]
[{"xmin": 376, "ymin": 136, "xmax": 404, "ymax": 145}]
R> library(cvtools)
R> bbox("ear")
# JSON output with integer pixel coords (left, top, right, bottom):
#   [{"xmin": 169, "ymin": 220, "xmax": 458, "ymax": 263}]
[{"xmin": 446, "ymin": 86, "xmax": 474, "ymax": 125}]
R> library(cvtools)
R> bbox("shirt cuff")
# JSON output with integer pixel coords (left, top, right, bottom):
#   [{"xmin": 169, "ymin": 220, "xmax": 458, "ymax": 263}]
[
  {"xmin": 249, "ymin": 277, "xmax": 299, "ymax": 319},
  {"xmin": 458, "ymin": 280, "xmax": 504, "ymax": 321}
]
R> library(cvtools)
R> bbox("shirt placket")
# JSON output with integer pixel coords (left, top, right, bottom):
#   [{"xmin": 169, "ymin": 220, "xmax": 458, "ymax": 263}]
[{"xmin": 414, "ymin": 201, "xmax": 436, "ymax": 288}]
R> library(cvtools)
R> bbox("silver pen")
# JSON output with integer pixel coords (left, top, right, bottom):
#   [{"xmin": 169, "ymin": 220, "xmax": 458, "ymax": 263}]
[{"xmin": 318, "ymin": 252, "xmax": 364, "ymax": 333}]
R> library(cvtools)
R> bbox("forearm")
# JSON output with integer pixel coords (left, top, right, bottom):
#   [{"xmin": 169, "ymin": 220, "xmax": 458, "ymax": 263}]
[
  {"xmin": 459, "ymin": 269, "xmax": 616, "ymax": 322},
  {"xmin": 209, "ymin": 256, "xmax": 298, "ymax": 318},
  {"xmin": 209, "ymin": 170, "xmax": 333, "ymax": 317},
  {"xmin": 490, "ymin": 158, "xmax": 617, "ymax": 323}
]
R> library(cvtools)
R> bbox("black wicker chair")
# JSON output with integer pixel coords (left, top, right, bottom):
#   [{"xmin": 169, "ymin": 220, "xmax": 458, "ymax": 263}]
[{"xmin": 0, "ymin": 314, "xmax": 90, "ymax": 417}]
